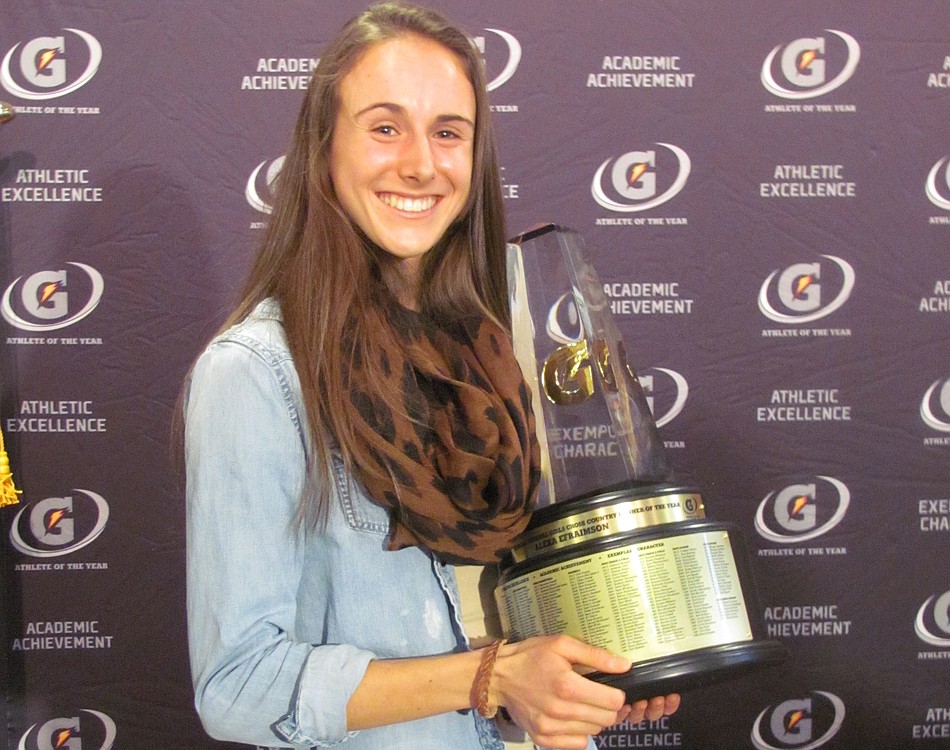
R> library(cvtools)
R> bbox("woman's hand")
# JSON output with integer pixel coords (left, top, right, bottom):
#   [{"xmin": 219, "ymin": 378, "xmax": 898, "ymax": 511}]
[{"xmin": 490, "ymin": 635, "xmax": 680, "ymax": 750}]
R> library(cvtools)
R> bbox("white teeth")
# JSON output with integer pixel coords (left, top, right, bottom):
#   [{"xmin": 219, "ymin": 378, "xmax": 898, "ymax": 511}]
[{"xmin": 379, "ymin": 193, "xmax": 436, "ymax": 213}]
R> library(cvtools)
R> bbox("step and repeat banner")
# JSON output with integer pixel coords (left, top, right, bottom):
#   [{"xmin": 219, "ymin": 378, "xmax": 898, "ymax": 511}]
[{"xmin": 1, "ymin": 2, "xmax": 948, "ymax": 749}]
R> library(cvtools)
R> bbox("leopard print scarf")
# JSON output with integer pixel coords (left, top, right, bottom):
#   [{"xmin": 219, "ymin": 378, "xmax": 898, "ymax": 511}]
[{"xmin": 345, "ymin": 302, "xmax": 541, "ymax": 565}]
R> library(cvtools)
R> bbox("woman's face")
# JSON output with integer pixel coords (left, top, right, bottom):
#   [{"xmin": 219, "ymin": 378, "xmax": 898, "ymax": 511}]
[{"xmin": 330, "ymin": 34, "xmax": 476, "ymax": 276}]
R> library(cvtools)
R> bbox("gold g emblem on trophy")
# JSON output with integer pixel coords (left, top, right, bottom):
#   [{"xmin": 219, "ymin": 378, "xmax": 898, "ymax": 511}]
[{"xmin": 542, "ymin": 337, "xmax": 633, "ymax": 405}]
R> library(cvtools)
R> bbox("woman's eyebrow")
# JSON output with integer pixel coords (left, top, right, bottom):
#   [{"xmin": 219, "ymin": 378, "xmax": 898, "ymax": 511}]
[
  {"xmin": 353, "ymin": 101, "xmax": 474, "ymax": 128},
  {"xmin": 353, "ymin": 101, "xmax": 402, "ymax": 118},
  {"xmin": 435, "ymin": 113, "xmax": 475, "ymax": 129}
]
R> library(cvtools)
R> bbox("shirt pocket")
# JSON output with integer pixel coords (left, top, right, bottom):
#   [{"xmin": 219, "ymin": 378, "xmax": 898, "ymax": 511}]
[{"xmin": 331, "ymin": 452, "xmax": 392, "ymax": 535}]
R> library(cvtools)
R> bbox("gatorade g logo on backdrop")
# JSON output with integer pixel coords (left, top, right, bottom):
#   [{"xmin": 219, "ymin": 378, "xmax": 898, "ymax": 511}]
[
  {"xmin": 751, "ymin": 692, "xmax": 845, "ymax": 750},
  {"xmin": 1, "ymin": 29, "xmax": 101, "ymax": 100},
  {"xmin": 640, "ymin": 367, "xmax": 688, "ymax": 428},
  {"xmin": 472, "ymin": 29, "xmax": 521, "ymax": 91},
  {"xmin": 245, "ymin": 155, "xmax": 285, "ymax": 214},
  {"xmin": 591, "ymin": 144, "xmax": 690, "ymax": 212},
  {"xmin": 915, "ymin": 589, "xmax": 950, "ymax": 647},
  {"xmin": 755, "ymin": 476, "xmax": 850, "ymax": 543},
  {"xmin": 926, "ymin": 156, "xmax": 950, "ymax": 211},
  {"xmin": 546, "ymin": 291, "xmax": 583, "ymax": 347},
  {"xmin": 761, "ymin": 30, "xmax": 860, "ymax": 99},
  {"xmin": 1, "ymin": 263, "xmax": 104, "ymax": 331},
  {"xmin": 921, "ymin": 378, "xmax": 950, "ymax": 432},
  {"xmin": 17, "ymin": 709, "xmax": 116, "ymax": 750},
  {"xmin": 9, "ymin": 490, "xmax": 109, "ymax": 558},
  {"xmin": 758, "ymin": 255, "xmax": 854, "ymax": 324}
]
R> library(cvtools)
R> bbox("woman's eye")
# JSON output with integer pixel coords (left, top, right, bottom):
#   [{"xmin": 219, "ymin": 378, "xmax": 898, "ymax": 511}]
[{"xmin": 374, "ymin": 125, "xmax": 397, "ymax": 135}]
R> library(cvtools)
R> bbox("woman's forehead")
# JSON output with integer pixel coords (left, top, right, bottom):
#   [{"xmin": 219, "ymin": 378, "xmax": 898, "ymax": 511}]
[{"xmin": 337, "ymin": 34, "xmax": 475, "ymax": 118}]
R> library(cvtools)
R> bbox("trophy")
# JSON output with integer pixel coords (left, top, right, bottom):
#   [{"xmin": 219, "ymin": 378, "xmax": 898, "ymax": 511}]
[{"xmin": 495, "ymin": 224, "xmax": 785, "ymax": 700}]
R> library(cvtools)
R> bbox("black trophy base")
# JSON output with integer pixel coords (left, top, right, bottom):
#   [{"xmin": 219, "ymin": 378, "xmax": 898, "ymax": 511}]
[{"xmin": 589, "ymin": 640, "xmax": 789, "ymax": 702}]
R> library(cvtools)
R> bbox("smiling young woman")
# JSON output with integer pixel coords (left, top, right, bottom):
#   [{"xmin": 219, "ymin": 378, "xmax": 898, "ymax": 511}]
[{"xmin": 182, "ymin": 4, "xmax": 678, "ymax": 750}]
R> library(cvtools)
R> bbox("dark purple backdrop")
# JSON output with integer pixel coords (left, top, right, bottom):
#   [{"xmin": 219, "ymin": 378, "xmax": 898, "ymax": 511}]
[{"xmin": 2, "ymin": 2, "xmax": 948, "ymax": 749}]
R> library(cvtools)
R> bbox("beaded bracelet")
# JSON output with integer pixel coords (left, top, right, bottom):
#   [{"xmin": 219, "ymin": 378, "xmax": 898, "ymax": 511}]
[{"xmin": 471, "ymin": 638, "xmax": 506, "ymax": 718}]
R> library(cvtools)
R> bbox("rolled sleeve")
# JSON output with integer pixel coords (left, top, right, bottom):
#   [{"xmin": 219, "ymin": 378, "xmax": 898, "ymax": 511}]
[{"xmin": 274, "ymin": 645, "xmax": 375, "ymax": 745}]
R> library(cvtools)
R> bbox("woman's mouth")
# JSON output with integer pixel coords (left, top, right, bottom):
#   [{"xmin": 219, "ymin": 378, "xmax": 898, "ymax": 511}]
[{"xmin": 377, "ymin": 192, "xmax": 438, "ymax": 213}]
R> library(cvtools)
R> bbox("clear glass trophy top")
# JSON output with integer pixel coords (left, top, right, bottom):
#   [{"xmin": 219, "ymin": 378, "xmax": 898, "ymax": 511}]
[{"xmin": 508, "ymin": 224, "xmax": 671, "ymax": 508}]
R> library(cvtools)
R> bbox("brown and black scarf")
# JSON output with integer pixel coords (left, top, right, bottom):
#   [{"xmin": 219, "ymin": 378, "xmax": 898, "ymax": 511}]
[{"xmin": 344, "ymin": 302, "xmax": 541, "ymax": 565}]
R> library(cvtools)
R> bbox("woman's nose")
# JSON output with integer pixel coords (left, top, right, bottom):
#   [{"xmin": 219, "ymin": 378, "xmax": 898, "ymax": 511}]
[{"xmin": 398, "ymin": 134, "xmax": 436, "ymax": 183}]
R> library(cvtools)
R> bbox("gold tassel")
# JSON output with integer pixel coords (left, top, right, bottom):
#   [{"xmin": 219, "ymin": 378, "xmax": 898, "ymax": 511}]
[{"xmin": 0, "ymin": 425, "xmax": 21, "ymax": 506}]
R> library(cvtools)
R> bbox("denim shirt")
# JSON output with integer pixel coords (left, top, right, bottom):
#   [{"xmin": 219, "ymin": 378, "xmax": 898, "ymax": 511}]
[{"xmin": 184, "ymin": 299, "xmax": 504, "ymax": 750}]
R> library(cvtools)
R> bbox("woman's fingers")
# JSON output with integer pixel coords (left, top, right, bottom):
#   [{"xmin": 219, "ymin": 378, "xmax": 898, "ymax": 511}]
[
  {"xmin": 547, "ymin": 634, "xmax": 633, "ymax": 676},
  {"xmin": 627, "ymin": 693, "xmax": 681, "ymax": 724}
]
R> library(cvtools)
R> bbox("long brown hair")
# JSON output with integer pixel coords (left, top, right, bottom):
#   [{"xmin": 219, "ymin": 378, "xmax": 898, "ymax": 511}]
[{"xmin": 222, "ymin": 2, "xmax": 509, "ymax": 525}]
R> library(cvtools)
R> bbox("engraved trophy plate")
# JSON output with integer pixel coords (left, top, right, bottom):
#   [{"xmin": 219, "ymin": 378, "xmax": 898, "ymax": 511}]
[
  {"xmin": 496, "ymin": 224, "xmax": 785, "ymax": 700},
  {"xmin": 509, "ymin": 485, "xmax": 705, "ymax": 564}
]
